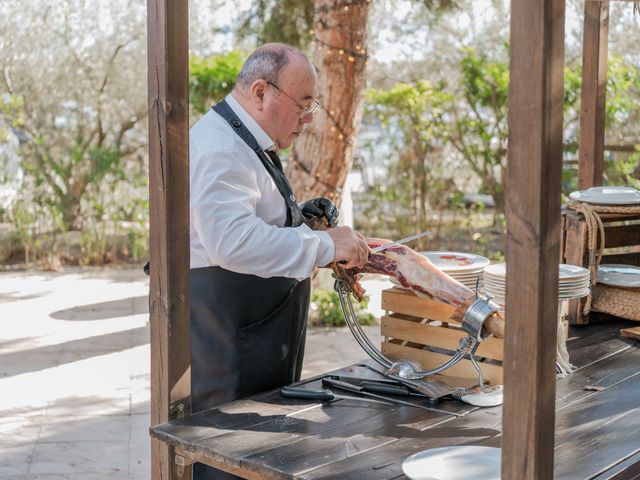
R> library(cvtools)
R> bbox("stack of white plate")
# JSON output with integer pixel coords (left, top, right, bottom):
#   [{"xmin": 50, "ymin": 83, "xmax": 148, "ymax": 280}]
[
  {"xmin": 390, "ymin": 251, "xmax": 490, "ymax": 291},
  {"xmin": 483, "ymin": 263, "xmax": 590, "ymax": 305}
]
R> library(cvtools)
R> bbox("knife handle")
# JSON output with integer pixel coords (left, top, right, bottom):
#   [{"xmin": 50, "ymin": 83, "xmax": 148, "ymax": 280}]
[{"xmin": 280, "ymin": 386, "xmax": 334, "ymax": 401}]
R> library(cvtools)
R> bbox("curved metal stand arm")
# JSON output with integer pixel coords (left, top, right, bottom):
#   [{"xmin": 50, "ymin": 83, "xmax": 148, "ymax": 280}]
[{"xmin": 334, "ymin": 280, "xmax": 499, "ymax": 382}]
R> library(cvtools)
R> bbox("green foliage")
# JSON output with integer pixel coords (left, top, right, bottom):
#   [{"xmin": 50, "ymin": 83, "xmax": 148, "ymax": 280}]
[
  {"xmin": 308, "ymin": 289, "xmax": 376, "ymax": 327},
  {"xmin": 605, "ymin": 55, "xmax": 640, "ymax": 128},
  {"xmin": 237, "ymin": 0, "xmax": 314, "ymax": 50},
  {"xmin": 189, "ymin": 52, "xmax": 246, "ymax": 114},
  {"xmin": 450, "ymin": 48, "xmax": 509, "ymax": 213},
  {"xmin": 363, "ymin": 81, "xmax": 453, "ymax": 243},
  {"xmin": 606, "ymin": 146, "xmax": 640, "ymax": 190},
  {"xmin": 0, "ymin": 95, "xmax": 26, "ymax": 135},
  {"xmin": 19, "ymin": 138, "xmax": 126, "ymax": 232}
]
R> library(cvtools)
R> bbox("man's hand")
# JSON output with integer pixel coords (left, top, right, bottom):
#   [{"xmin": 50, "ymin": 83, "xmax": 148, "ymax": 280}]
[
  {"xmin": 301, "ymin": 197, "xmax": 339, "ymax": 228},
  {"xmin": 326, "ymin": 226, "xmax": 370, "ymax": 269}
]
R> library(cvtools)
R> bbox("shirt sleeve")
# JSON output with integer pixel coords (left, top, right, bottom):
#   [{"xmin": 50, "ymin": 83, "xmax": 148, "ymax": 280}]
[{"xmin": 190, "ymin": 148, "xmax": 335, "ymax": 280}]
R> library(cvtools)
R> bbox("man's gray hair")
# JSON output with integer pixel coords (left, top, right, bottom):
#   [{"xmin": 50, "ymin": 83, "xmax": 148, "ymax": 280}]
[{"xmin": 236, "ymin": 43, "xmax": 305, "ymax": 89}]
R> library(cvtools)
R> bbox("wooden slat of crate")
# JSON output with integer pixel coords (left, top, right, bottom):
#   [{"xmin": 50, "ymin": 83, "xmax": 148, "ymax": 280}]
[
  {"xmin": 381, "ymin": 341, "xmax": 503, "ymax": 385},
  {"xmin": 381, "ymin": 288, "xmax": 455, "ymax": 322},
  {"xmin": 603, "ymin": 223, "xmax": 640, "ymax": 249},
  {"xmin": 380, "ymin": 288, "xmax": 504, "ymax": 384},
  {"xmin": 381, "ymin": 314, "xmax": 504, "ymax": 361}
]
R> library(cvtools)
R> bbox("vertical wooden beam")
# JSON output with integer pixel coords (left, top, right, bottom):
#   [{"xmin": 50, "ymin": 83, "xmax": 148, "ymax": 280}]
[
  {"xmin": 578, "ymin": 0, "xmax": 609, "ymax": 189},
  {"xmin": 147, "ymin": 0, "xmax": 191, "ymax": 479},
  {"xmin": 504, "ymin": 0, "xmax": 565, "ymax": 478}
]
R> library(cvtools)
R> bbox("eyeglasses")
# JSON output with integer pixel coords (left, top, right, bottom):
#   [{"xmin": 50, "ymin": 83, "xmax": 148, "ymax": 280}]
[{"xmin": 267, "ymin": 81, "xmax": 320, "ymax": 118}]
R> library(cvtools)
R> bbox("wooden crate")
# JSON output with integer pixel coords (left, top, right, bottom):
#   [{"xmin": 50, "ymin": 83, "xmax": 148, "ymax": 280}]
[
  {"xmin": 380, "ymin": 288, "xmax": 504, "ymax": 385},
  {"xmin": 560, "ymin": 207, "xmax": 640, "ymax": 324}
]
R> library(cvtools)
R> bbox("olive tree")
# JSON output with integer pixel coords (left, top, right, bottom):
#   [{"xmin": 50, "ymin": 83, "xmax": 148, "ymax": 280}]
[{"xmin": 0, "ymin": 0, "xmax": 148, "ymax": 237}]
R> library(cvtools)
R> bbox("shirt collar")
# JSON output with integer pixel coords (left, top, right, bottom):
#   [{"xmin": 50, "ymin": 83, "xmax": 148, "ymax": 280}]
[{"xmin": 226, "ymin": 93, "xmax": 276, "ymax": 152}]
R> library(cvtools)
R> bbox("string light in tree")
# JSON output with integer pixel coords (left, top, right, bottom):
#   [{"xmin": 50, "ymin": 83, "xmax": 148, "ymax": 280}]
[
  {"xmin": 289, "ymin": 154, "xmax": 342, "ymax": 196},
  {"xmin": 312, "ymin": 37, "xmax": 368, "ymax": 63},
  {"xmin": 298, "ymin": 0, "xmax": 369, "ymax": 197}
]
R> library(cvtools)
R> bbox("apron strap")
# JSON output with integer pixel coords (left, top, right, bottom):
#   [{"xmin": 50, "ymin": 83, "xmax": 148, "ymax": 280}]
[{"xmin": 212, "ymin": 99, "xmax": 305, "ymax": 227}]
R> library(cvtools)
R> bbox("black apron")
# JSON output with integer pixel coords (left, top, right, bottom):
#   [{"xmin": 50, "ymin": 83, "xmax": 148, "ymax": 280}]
[{"xmin": 191, "ymin": 100, "xmax": 311, "ymax": 480}]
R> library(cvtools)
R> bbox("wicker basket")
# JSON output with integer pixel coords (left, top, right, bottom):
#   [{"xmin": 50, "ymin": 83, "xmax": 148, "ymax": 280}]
[{"xmin": 592, "ymin": 284, "xmax": 640, "ymax": 321}]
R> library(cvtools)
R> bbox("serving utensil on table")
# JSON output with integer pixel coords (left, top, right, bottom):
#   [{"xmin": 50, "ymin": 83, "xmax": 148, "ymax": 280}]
[
  {"xmin": 280, "ymin": 386, "xmax": 393, "ymax": 406},
  {"xmin": 359, "ymin": 363, "xmax": 503, "ymax": 407},
  {"xmin": 321, "ymin": 377, "xmax": 463, "ymax": 417},
  {"xmin": 359, "ymin": 363, "xmax": 459, "ymax": 400}
]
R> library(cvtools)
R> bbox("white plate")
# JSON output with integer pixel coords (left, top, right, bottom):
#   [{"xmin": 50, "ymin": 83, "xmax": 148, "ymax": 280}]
[
  {"xmin": 569, "ymin": 186, "xmax": 640, "ymax": 205},
  {"xmin": 559, "ymin": 264, "xmax": 590, "ymax": 281},
  {"xmin": 421, "ymin": 251, "xmax": 490, "ymax": 272},
  {"xmin": 483, "ymin": 263, "xmax": 506, "ymax": 278},
  {"xmin": 485, "ymin": 263, "xmax": 589, "ymax": 280},
  {"xmin": 597, "ymin": 264, "xmax": 640, "ymax": 288},
  {"xmin": 559, "ymin": 287, "xmax": 590, "ymax": 299},
  {"xmin": 448, "ymin": 272, "xmax": 484, "ymax": 280},
  {"xmin": 484, "ymin": 286, "xmax": 589, "ymax": 299},
  {"xmin": 460, "ymin": 385, "xmax": 503, "ymax": 407},
  {"xmin": 402, "ymin": 446, "xmax": 501, "ymax": 480}
]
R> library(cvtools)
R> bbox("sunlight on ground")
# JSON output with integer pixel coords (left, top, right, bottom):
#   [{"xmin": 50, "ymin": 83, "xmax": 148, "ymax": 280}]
[{"xmin": 0, "ymin": 268, "xmax": 388, "ymax": 478}]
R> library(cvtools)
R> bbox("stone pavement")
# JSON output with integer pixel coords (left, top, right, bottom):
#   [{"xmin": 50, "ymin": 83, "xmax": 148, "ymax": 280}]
[{"xmin": 0, "ymin": 268, "xmax": 391, "ymax": 479}]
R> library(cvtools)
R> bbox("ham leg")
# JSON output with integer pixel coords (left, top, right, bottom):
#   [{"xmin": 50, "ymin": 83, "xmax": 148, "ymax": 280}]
[{"xmin": 333, "ymin": 238, "xmax": 505, "ymax": 338}]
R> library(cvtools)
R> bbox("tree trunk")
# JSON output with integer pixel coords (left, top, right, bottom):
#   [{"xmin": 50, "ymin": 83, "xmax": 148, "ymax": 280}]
[{"xmin": 285, "ymin": 0, "xmax": 370, "ymax": 207}]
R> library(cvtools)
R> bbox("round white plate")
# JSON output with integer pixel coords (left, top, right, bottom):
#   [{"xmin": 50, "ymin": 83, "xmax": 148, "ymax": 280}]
[
  {"xmin": 597, "ymin": 264, "xmax": 640, "ymax": 288},
  {"xmin": 559, "ymin": 264, "xmax": 590, "ymax": 281},
  {"xmin": 448, "ymin": 272, "xmax": 484, "ymax": 280},
  {"xmin": 569, "ymin": 186, "xmax": 640, "ymax": 205},
  {"xmin": 559, "ymin": 287, "xmax": 590, "ymax": 299},
  {"xmin": 461, "ymin": 385, "xmax": 504, "ymax": 407},
  {"xmin": 484, "ymin": 263, "xmax": 506, "ymax": 278},
  {"xmin": 422, "ymin": 251, "xmax": 490, "ymax": 272},
  {"xmin": 402, "ymin": 446, "xmax": 501, "ymax": 480}
]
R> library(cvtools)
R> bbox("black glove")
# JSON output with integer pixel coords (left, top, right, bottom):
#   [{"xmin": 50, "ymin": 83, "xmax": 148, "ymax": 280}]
[{"xmin": 300, "ymin": 197, "xmax": 339, "ymax": 228}]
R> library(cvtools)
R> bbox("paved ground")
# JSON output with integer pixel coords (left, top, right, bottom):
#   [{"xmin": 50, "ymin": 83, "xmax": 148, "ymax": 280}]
[{"xmin": 0, "ymin": 267, "xmax": 391, "ymax": 479}]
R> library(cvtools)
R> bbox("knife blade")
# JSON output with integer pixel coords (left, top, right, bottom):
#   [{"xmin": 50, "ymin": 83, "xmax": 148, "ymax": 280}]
[{"xmin": 370, "ymin": 230, "xmax": 432, "ymax": 253}]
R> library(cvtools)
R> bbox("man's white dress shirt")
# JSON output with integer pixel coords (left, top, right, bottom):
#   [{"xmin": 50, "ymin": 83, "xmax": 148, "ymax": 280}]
[{"xmin": 189, "ymin": 94, "xmax": 335, "ymax": 280}]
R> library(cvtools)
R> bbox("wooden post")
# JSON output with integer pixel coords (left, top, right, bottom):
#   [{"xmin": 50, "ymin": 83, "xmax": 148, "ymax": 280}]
[
  {"xmin": 578, "ymin": 0, "xmax": 609, "ymax": 189},
  {"xmin": 503, "ymin": 0, "xmax": 565, "ymax": 478},
  {"xmin": 147, "ymin": 0, "xmax": 191, "ymax": 479}
]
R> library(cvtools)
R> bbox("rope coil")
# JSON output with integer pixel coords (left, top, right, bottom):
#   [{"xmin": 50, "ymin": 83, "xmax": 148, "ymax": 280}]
[{"xmin": 567, "ymin": 199, "xmax": 640, "ymax": 316}]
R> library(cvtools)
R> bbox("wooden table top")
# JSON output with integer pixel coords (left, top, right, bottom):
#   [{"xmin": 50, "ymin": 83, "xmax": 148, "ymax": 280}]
[{"xmin": 151, "ymin": 318, "xmax": 640, "ymax": 479}]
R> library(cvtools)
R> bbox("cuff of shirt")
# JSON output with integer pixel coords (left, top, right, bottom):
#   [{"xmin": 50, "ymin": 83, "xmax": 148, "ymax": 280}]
[{"xmin": 313, "ymin": 230, "xmax": 335, "ymax": 267}]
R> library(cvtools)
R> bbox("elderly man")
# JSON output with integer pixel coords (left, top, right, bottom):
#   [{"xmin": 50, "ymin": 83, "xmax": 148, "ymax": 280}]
[{"xmin": 189, "ymin": 43, "xmax": 370, "ymax": 479}]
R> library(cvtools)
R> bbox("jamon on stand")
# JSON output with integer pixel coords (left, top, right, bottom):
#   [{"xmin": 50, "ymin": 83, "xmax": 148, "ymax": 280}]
[{"xmin": 332, "ymin": 238, "xmax": 505, "ymax": 339}]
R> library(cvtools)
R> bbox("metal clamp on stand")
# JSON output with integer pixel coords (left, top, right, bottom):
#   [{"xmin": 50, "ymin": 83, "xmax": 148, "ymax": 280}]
[
  {"xmin": 334, "ymin": 278, "xmax": 500, "ymax": 387},
  {"xmin": 462, "ymin": 297, "xmax": 501, "ymax": 342},
  {"xmin": 457, "ymin": 297, "xmax": 501, "ymax": 385}
]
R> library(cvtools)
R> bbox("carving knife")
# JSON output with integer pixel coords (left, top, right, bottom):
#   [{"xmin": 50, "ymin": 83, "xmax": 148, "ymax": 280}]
[{"xmin": 370, "ymin": 230, "xmax": 432, "ymax": 254}]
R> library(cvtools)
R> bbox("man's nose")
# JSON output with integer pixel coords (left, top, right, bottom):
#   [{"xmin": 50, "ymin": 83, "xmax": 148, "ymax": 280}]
[{"xmin": 300, "ymin": 111, "xmax": 314, "ymax": 124}]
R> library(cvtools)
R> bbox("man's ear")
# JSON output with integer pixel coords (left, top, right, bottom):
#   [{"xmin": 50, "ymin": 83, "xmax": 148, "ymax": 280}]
[{"xmin": 249, "ymin": 80, "xmax": 267, "ymax": 110}]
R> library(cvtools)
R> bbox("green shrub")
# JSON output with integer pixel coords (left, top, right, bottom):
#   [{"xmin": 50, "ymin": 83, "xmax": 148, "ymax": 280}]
[{"xmin": 308, "ymin": 289, "xmax": 376, "ymax": 327}]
